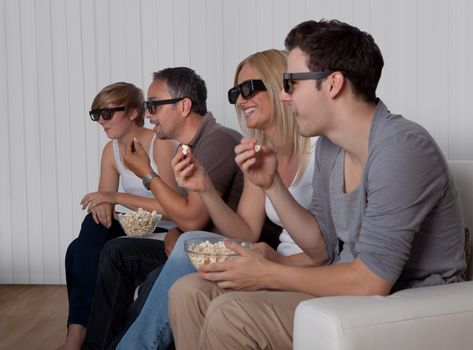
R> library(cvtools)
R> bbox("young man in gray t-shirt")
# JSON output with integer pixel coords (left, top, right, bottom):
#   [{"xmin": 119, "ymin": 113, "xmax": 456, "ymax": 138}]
[{"xmin": 168, "ymin": 20, "xmax": 466, "ymax": 350}]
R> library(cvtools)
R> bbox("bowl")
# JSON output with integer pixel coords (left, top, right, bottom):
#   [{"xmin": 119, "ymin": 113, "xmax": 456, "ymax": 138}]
[
  {"xmin": 184, "ymin": 237, "xmax": 252, "ymax": 269},
  {"xmin": 117, "ymin": 208, "xmax": 162, "ymax": 237}
]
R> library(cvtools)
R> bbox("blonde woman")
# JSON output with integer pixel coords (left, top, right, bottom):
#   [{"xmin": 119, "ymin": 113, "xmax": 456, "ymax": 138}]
[
  {"xmin": 116, "ymin": 49, "xmax": 317, "ymax": 349},
  {"xmin": 61, "ymin": 82, "xmax": 178, "ymax": 350}
]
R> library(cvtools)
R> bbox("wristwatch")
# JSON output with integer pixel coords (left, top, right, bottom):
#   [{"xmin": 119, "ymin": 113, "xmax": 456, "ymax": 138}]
[{"xmin": 142, "ymin": 171, "xmax": 159, "ymax": 190}]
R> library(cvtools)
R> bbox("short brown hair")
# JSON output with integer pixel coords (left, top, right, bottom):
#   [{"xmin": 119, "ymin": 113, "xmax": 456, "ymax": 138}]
[
  {"xmin": 91, "ymin": 82, "xmax": 145, "ymax": 126},
  {"xmin": 285, "ymin": 19, "xmax": 383, "ymax": 103}
]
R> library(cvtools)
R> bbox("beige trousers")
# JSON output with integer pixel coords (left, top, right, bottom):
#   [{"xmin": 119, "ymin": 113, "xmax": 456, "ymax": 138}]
[{"xmin": 168, "ymin": 273, "xmax": 313, "ymax": 350}]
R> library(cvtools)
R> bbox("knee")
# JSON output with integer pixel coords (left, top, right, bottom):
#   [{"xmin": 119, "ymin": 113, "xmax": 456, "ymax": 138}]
[
  {"xmin": 169, "ymin": 274, "xmax": 210, "ymax": 317},
  {"xmin": 81, "ymin": 212, "xmax": 99, "ymax": 230},
  {"xmin": 100, "ymin": 238, "xmax": 127, "ymax": 264},
  {"xmin": 169, "ymin": 274, "xmax": 200, "ymax": 304},
  {"xmin": 65, "ymin": 239, "xmax": 77, "ymax": 268}
]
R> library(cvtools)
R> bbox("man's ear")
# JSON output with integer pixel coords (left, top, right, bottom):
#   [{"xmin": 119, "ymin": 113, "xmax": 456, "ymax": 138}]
[
  {"xmin": 328, "ymin": 71, "xmax": 346, "ymax": 98},
  {"xmin": 180, "ymin": 97, "xmax": 193, "ymax": 116}
]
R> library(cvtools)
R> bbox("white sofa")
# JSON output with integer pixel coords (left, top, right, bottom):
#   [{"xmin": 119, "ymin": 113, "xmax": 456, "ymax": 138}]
[{"xmin": 294, "ymin": 161, "xmax": 473, "ymax": 350}]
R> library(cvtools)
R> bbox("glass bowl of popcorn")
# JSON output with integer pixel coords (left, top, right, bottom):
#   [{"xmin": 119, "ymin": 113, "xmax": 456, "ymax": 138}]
[
  {"xmin": 184, "ymin": 237, "xmax": 252, "ymax": 270},
  {"xmin": 117, "ymin": 208, "xmax": 162, "ymax": 237}
]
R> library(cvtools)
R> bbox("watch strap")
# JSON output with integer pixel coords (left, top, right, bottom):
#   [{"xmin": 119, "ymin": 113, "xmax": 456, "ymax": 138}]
[{"xmin": 142, "ymin": 171, "xmax": 159, "ymax": 190}]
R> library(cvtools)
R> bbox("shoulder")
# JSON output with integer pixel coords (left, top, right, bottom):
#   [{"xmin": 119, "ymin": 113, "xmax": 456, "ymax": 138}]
[
  {"xmin": 103, "ymin": 140, "xmax": 115, "ymax": 156},
  {"xmin": 154, "ymin": 138, "xmax": 178, "ymax": 153},
  {"xmin": 197, "ymin": 124, "xmax": 242, "ymax": 153}
]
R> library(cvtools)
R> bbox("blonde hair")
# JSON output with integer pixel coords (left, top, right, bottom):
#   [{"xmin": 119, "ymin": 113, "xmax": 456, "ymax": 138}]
[
  {"xmin": 233, "ymin": 49, "xmax": 312, "ymax": 184},
  {"xmin": 91, "ymin": 82, "xmax": 145, "ymax": 126}
]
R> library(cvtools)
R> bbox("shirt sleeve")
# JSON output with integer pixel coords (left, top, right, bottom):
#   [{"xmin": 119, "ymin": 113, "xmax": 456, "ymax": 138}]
[{"xmin": 356, "ymin": 131, "xmax": 448, "ymax": 282}]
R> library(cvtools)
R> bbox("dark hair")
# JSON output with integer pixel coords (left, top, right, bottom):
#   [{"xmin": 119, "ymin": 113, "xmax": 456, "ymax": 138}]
[
  {"xmin": 285, "ymin": 19, "xmax": 383, "ymax": 103},
  {"xmin": 91, "ymin": 82, "xmax": 145, "ymax": 126},
  {"xmin": 153, "ymin": 67, "xmax": 207, "ymax": 116}
]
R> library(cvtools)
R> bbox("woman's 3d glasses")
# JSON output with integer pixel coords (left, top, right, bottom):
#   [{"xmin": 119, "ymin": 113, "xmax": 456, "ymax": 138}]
[
  {"xmin": 89, "ymin": 107, "xmax": 125, "ymax": 121},
  {"xmin": 227, "ymin": 80, "xmax": 267, "ymax": 104}
]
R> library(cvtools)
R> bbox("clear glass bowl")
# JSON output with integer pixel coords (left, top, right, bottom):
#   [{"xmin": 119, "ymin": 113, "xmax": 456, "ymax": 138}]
[
  {"xmin": 184, "ymin": 237, "xmax": 252, "ymax": 269},
  {"xmin": 117, "ymin": 209, "xmax": 162, "ymax": 237}
]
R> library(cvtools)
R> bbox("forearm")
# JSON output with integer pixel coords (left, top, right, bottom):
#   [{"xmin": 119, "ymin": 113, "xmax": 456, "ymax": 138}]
[
  {"xmin": 198, "ymin": 186, "xmax": 258, "ymax": 242},
  {"xmin": 149, "ymin": 176, "xmax": 209, "ymax": 231},
  {"xmin": 265, "ymin": 258, "xmax": 392, "ymax": 297},
  {"xmin": 114, "ymin": 192, "xmax": 168, "ymax": 216},
  {"xmin": 277, "ymin": 253, "xmax": 318, "ymax": 267},
  {"xmin": 265, "ymin": 175, "xmax": 327, "ymax": 264}
]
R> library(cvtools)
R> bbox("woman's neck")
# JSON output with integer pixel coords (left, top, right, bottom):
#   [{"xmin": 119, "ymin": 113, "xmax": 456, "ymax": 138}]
[{"xmin": 117, "ymin": 125, "xmax": 147, "ymax": 146}]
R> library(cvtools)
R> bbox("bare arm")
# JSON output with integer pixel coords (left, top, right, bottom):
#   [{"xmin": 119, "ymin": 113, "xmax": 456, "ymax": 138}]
[
  {"xmin": 124, "ymin": 139, "xmax": 210, "ymax": 232},
  {"xmin": 266, "ymin": 257, "xmax": 393, "ymax": 296},
  {"xmin": 235, "ymin": 138, "xmax": 327, "ymax": 264},
  {"xmin": 265, "ymin": 174, "xmax": 327, "ymax": 264},
  {"xmin": 198, "ymin": 176, "xmax": 267, "ymax": 243},
  {"xmin": 86, "ymin": 142, "xmax": 119, "ymax": 227},
  {"xmin": 200, "ymin": 242, "xmax": 393, "ymax": 296}
]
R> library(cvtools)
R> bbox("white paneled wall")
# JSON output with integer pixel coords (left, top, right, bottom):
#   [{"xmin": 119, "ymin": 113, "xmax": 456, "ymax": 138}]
[{"xmin": 1, "ymin": 0, "xmax": 472, "ymax": 284}]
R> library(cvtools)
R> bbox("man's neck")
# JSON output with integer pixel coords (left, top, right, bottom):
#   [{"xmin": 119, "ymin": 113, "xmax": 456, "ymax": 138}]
[
  {"xmin": 177, "ymin": 112, "xmax": 206, "ymax": 145},
  {"xmin": 326, "ymin": 100, "xmax": 377, "ymax": 165}
]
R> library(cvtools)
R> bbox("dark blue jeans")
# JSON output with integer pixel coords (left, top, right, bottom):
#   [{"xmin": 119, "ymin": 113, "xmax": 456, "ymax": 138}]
[
  {"xmin": 65, "ymin": 213, "xmax": 126, "ymax": 327},
  {"xmin": 83, "ymin": 237, "xmax": 168, "ymax": 350}
]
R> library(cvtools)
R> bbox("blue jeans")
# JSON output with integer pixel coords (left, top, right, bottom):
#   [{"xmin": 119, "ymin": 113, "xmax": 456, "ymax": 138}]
[{"xmin": 117, "ymin": 231, "xmax": 224, "ymax": 350}]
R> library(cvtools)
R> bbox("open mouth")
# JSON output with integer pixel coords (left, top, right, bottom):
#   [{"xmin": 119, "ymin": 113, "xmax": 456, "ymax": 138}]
[{"xmin": 243, "ymin": 107, "xmax": 256, "ymax": 117}]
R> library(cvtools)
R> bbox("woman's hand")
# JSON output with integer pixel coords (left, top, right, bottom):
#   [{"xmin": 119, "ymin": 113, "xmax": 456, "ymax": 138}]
[
  {"xmin": 81, "ymin": 191, "xmax": 116, "ymax": 211},
  {"xmin": 198, "ymin": 240, "xmax": 277, "ymax": 291},
  {"xmin": 90, "ymin": 202, "xmax": 114, "ymax": 228},
  {"xmin": 171, "ymin": 147, "xmax": 212, "ymax": 193},
  {"xmin": 124, "ymin": 138, "xmax": 153, "ymax": 178},
  {"xmin": 234, "ymin": 138, "xmax": 278, "ymax": 189}
]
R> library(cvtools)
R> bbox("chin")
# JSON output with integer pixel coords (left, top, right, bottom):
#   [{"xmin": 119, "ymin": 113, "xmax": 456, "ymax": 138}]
[{"xmin": 154, "ymin": 130, "xmax": 167, "ymax": 140}]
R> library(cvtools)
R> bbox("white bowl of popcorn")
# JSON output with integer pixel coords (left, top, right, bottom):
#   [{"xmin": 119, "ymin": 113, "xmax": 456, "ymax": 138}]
[
  {"xmin": 184, "ymin": 237, "xmax": 252, "ymax": 270},
  {"xmin": 117, "ymin": 208, "xmax": 162, "ymax": 237}
]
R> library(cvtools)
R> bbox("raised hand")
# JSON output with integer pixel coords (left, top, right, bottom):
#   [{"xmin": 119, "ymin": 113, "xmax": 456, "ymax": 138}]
[
  {"xmin": 123, "ymin": 138, "xmax": 152, "ymax": 178},
  {"xmin": 171, "ymin": 146, "xmax": 213, "ymax": 193},
  {"xmin": 234, "ymin": 138, "xmax": 278, "ymax": 189}
]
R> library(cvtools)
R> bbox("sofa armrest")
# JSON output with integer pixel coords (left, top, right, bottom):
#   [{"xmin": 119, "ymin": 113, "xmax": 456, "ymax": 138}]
[{"xmin": 293, "ymin": 281, "xmax": 473, "ymax": 350}]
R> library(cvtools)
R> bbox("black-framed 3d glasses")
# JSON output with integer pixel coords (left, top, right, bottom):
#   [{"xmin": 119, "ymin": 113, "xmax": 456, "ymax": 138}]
[
  {"xmin": 227, "ymin": 80, "xmax": 267, "ymax": 104},
  {"xmin": 283, "ymin": 70, "xmax": 333, "ymax": 93},
  {"xmin": 89, "ymin": 107, "xmax": 126, "ymax": 121},
  {"xmin": 143, "ymin": 97, "xmax": 186, "ymax": 114}
]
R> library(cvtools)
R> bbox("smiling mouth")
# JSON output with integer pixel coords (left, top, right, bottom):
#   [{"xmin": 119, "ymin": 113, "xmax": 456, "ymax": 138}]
[{"xmin": 243, "ymin": 107, "xmax": 256, "ymax": 116}]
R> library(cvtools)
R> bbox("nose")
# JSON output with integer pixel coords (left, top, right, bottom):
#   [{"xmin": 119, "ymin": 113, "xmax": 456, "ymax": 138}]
[
  {"xmin": 279, "ymin": 88, "xmax": 292, "ymax": 105},
  {"xmin": 236, "ymin": 93, "xmax": 248, "ymax": 107}
]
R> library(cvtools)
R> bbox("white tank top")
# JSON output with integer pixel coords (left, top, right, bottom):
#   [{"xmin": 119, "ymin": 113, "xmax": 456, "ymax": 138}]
[
  {"xmin": 264, "ymin": 137, "xmax": 317, "ymax": 256},
  {"xmin": 112, "ymin": 134, "xmax": 159, "ymax": 198}
]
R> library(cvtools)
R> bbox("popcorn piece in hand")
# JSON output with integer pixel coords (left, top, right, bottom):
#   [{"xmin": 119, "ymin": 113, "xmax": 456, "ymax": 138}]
[
  {"xmin": 254, "ymin": 144, "xmax": 262, "ymax": 152},
  {"xmin": 181, "ymin": 144, "xmax": 190, "ymax": 156}
]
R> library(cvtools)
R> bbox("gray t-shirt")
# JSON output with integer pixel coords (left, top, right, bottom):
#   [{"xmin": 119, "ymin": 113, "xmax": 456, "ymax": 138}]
[
  {"xmin": 310, "ymin": 100, "xmax": 466, "ymax": 292},
  {"xmin": 329, "ymin": 150, "xmax": 360, "ymax": 263}
]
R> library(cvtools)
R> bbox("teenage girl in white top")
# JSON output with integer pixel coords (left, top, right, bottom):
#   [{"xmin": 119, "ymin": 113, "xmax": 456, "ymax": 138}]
[{"xmin": 61, "ymin": 82, "xmax": 178, "ymax": 350}]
